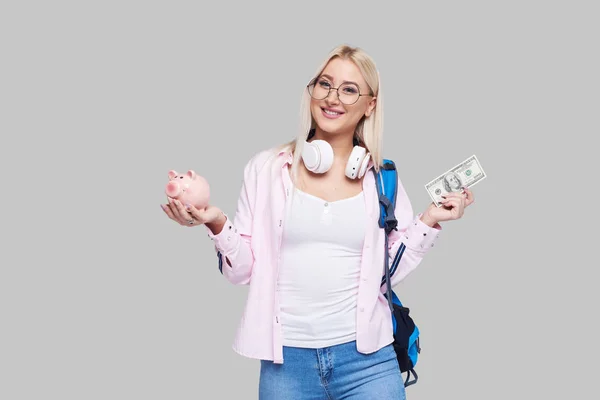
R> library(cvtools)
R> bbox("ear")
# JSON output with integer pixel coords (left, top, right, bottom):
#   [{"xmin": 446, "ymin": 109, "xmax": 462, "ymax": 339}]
[
  {"xmin": 168, "ymin": 170, "xmax": 178, "ymax": 179},
  {"xmin": 364, "ymin": 97, "xmax": 377, "ymax": 118},
  {"xmin": 186, "ymin": 170, "xmax": 197, "ymax": 179}
]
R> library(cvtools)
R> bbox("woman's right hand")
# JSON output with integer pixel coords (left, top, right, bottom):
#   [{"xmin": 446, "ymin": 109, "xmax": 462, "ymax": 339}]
[{"xmin": 161, "ymin": 198, "xmax": 226, "ymax": 233}]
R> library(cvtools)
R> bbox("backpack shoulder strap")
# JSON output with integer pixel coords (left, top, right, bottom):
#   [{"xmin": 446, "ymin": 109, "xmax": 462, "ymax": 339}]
[
  {"xmin": 373, "ymin": 159, "xmax": 399, "ymax": 312},
  {"xmin": 374, "ymin": 160, "xmax": 407, "ymax": 291},
  {"xmin": 373, "ymin": 159, "xmax": 399, "ymax": 235}
]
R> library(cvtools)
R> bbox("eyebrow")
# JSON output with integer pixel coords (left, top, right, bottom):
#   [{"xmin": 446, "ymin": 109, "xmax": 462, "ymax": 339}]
[{"xmin": 320, "ymin": 74, "xmax": 359, "ymax": 87}]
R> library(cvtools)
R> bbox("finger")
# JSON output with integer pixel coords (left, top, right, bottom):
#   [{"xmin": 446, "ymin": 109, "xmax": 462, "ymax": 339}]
[
  {"xmin": 451, "ymin": 197, "xmax": 466, "ymax": 216},
  {"xmin": 173, "ymin": 199, "xmax": 194, "ymax": 224},
  {"xmin": 463, "ymin": 188, "xmax": 474, "ymax": 206},
  {"xmin": 440, "ymin": 198, "xmax": 457, "ymax": 210},
  {"xmin": 441, "ymin": 193, "xmax": 461, "ymax": 200},
  {"xmin": 440, "ymin": 196, "xmax": 461, "ymax": 208},
  {"xmin": 443, "ymin": 198, "xmax": 459, "ymax": 207},
  {"xmin": 440, "ymin": 195, "xmax": 458, "ymax": 203},
  {"xmin": 458, "ymin": 188, "xmax": 470, "ymax": 205},
  {"xmin": 169, "ymin": 199, "xmax": 191, "ymax": 225},
  {"xmin": 167, "ymin": 198, "xmax": 182, "ymax": 220},
  {"xmin": 441, "ymin": 192, "xmax": 463, "ymax": 200},
  {"xmin": 161, "ymin": 203, "xmax": 179, "ymax": 222},
  {"xmin": 443, "ymin": 198, "xmax": 462, "ymax": 212},
  {"xmin": 178, "ymin": 204, "xmax": 200, "ymax": 227},
  {"xmin": 186, "ymin": 204, "xmax": 208, "ymax": 224}
]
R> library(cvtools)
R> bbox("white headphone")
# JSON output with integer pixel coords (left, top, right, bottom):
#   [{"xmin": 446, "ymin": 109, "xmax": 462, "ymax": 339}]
[{"xmin": 301, "ymin": 130, "xmax": 371, "ymax": 179}]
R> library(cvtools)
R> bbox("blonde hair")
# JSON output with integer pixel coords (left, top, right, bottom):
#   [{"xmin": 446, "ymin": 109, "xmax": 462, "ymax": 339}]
[{"xmin": 280, "ymin": 44, "xmax": 384, "ymax": 186}]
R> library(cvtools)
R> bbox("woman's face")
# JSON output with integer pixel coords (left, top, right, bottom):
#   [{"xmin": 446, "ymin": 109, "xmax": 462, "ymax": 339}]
[{"xmin": 310, "ymin": 57, "xmax": 376, "ymax": 137}]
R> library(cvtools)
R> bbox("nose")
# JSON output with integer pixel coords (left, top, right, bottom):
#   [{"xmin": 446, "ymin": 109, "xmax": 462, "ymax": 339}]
[
  {"xmin": 325, "ymin": 88, "xmax": 341, "ymax": 105},
  {"xmin": 166, "ymin": 181, "xmax": 181, "ymax": 197}
]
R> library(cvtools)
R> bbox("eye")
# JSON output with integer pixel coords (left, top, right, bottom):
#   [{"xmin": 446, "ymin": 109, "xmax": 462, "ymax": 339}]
[
  {"xmin": 318, "ymin": 80, "xmax": 331, "ymax": 88},
  {"xmin": 342, "ymin": 85, "xmax": 358, "ymax": 94}
]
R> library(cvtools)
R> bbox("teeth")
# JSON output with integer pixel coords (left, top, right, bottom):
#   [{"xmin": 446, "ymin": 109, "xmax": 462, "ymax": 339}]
[{"xmin": 324, "ymin": 109, "xmax": 341, "ymax": 115}]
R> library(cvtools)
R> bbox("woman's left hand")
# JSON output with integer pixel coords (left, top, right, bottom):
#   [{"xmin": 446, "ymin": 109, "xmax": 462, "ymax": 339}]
[{"xmin": 423, "ymin": 187, "xmax": 475, "ymax": 225}]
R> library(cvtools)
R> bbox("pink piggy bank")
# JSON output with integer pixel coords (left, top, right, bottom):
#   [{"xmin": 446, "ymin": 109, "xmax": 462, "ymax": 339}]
[{"xmin": 165, "ymin": 170, "xmax": 210, "ymax": 210}]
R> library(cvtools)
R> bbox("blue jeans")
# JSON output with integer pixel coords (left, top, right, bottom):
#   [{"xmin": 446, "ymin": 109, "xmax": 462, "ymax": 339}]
[{"xmin": 259, "ymin": 341, "xmax": 406, "ymax": 400}]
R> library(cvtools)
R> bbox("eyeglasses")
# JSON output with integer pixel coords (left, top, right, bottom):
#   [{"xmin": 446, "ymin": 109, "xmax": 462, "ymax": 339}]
[{"xmin": 306, "ymin": 77, "xmax": 373, "ymax": 105}]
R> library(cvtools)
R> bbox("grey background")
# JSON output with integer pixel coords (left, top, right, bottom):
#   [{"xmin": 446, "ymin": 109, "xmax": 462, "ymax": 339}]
[{"xmin": 1, "ymin": 0, "xmax": 598, "ymax": 399}]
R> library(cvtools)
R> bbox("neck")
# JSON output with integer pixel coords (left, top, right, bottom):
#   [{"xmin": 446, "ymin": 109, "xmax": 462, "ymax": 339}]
[{"xmin": 311, "ymin": 128, "xmax": 355, "ymax": 162}]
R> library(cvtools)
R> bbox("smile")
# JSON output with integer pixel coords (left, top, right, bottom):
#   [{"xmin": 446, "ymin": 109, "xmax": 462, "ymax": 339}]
[{"xmin": 321, "ymin": 107, "xmax": 344, "ymax": 119}]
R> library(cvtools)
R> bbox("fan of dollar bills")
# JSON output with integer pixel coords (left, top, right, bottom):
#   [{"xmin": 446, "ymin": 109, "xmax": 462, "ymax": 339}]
[{"xmin": 425, "ymin": 155, "xmax": 486, "ymax": 207}]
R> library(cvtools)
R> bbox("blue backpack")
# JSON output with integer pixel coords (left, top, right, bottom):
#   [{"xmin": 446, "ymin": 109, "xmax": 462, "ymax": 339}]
[{"xmin": 374, "ymin": 159, "xmax": 421, "ymax": 387}]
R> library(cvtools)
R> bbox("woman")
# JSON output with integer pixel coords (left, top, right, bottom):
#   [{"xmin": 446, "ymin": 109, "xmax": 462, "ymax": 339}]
[{"xmin": 161, "ymin": 44, "xmax": 474, "ymax": 399}]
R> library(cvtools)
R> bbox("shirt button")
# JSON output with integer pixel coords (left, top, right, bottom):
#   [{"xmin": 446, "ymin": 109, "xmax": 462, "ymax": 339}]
[
  {"xmin": 360, "ymin": 307, "xmax": 365, "ymax": 312},
  {"xmin": 324, "ymin": 202, "xmax": 328, "ymax": 207}
]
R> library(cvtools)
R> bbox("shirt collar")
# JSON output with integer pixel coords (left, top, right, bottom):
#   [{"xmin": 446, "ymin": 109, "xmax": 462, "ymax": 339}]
[{"xmin": 277, "ymin": 146, "xmax": 293, "ymax": 166}]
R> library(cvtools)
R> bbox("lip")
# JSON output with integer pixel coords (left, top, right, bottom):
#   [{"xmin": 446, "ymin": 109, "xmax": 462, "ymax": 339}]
[{"xmin": 321, "ymin": 107, "xmax": 345, "ymax": 119}]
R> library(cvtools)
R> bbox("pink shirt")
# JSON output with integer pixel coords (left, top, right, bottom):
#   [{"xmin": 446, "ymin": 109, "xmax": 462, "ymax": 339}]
[{"xmin": 206, "ymin": 146, "xmax": 442, "ymax": 364}]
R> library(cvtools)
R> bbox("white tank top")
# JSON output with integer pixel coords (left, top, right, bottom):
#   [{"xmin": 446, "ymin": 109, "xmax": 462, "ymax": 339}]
[{"xmin": 277, "ymin": 187, "xmax": 367, "ymax": 348}]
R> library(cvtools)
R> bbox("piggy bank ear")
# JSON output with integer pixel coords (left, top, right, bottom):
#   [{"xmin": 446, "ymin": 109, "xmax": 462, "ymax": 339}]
[
  {"xmin": 168, "ymin": 170, "xmax": 178, "ymax": 179},
  {"xmin": 186, "ymin": 170, "xmax": 197, "ymax": 179}
]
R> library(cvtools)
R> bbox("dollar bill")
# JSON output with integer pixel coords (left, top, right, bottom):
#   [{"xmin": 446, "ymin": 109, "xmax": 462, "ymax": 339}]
[{"xmin": 425, "ymin": 155, "xmax": 486, "ymax": 207}]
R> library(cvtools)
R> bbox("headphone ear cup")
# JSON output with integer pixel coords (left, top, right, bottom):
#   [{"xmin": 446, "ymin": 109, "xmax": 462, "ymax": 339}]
[
  {"xmin": 312, "ymin": 140, "xmax": 334, "ymax": 173},
  {"xmin": 302, "ymin": 139, "xmax": 334, "ymax": 174},
  {"xmin": 301, "ymin": 141, "xmax": 320, "ymax": 172},
  {"xmin": 345, "ymin": 146, "xmax": 368, "ymax": 179},
  {"xmin": 357, "ymin": 152, "xmax": 371, "ymax": 179}
]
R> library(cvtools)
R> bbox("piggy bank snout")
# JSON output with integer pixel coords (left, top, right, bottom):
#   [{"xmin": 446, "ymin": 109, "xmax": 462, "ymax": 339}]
[{"xmin": 165, "ymin": 181, "xmax": 181, "ymax": 197}]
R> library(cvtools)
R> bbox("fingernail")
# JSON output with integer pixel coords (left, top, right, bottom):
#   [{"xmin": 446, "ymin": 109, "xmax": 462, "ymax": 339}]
[
  {"xmin": 185, "ymin": 203, "xmax": 190, "ymax": 210},
  {"xmin": 160, "ymin": 204, "xmax": 164, "ymax": 210}
]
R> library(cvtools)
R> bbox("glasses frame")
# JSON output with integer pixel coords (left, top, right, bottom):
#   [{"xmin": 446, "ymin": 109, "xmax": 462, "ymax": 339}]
[{"xmin": 306, "ymin": 77, "xmax": 374, "ymax": 105}]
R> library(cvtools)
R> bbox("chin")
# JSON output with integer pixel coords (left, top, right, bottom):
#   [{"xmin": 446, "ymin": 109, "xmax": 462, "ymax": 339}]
[
  {"xmin": 312, "ymin": 114, "xmax": 342, "ymax": 134},
  {"xmin": 314, "ymin": 120, "xmax": 346, "ymax": 136}
]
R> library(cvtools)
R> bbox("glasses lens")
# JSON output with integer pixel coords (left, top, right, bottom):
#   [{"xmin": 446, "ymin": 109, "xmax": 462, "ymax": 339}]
[
  {"xmin": 308, "ymin": 79, "xmax": 329, "ymax": 100},
  {"xmin": 338, "ymin": 83, "xmax": 360, "ymax": 104}
]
